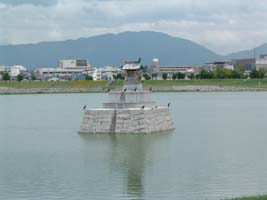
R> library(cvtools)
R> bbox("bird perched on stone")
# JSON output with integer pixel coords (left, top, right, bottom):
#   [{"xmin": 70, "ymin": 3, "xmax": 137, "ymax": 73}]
[
  {"xmin": 134, "ymin": 88, "xmax": 137, "ymax": 91},
  {"xmin": 141, "ymin": 105, "xmax": 145, "ymax": 109},
  {"xmin": 124, "ymin": 88, "xmax": 127, "ymax": 92},
  {"xmin": 168, "ymin": 103, "xmax": 171, "ymax": 107},
  {"xmin": 83, "ymin": 105, "xmax": 87, "ymax": 110}
]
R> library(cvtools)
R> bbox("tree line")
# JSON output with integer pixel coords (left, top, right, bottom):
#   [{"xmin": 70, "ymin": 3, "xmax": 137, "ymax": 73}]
[
  {"xmin": 196, "ymin": 67, "xmax": 267, "ymax": 79},
  {"xmin": 143, "ymin": 67, "xmax": 267, "ymax": 80}
]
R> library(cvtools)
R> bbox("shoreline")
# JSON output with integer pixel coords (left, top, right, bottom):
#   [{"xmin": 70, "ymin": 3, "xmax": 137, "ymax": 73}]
[{"xmin": 1, "ymin": 85, "xmax": 267, "ymax": 94}]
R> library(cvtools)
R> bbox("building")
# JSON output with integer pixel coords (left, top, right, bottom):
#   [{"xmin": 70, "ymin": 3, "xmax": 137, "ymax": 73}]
[
  {"xmin": 231, "ymin": 58, "xmax": 255, "ymax": 71},
  {"xmin": 0, "ymin": 65, "xmax": 27, "ymax": 80},
  {"xmin": 35, "ymin": 67, "xmax": 88, "ymax": 80},
  {"xmin": 35, "ymin": 59, "xmax": 90, "ymax": 80},
  {"xmin": 59, "ymin": 59, "xmax": 90, "ymax": 70},
  {"xmin": 203, "ymin": 62, "xmax": 234, "ymax": 71},
  {"xmin": 92, "ymin": 68, "xmax": 102, "ymax": 80},
  {"xmin": 79, "ymin": 58, "xmax": 174, "ymax": 134},
  {"xmin": 256, "ymin": 54, "xmax": 267, "ymax": 70},
  {"xmin": 150, "ymin": 58, "xmax": 159, "ymax": 73},
  {"xmin": 159, "ymin": 66, "xmax": 196, "ymax": 79},
  {"xmin": 92, "ymin": 66, "xmax": 122, "ymax": 80}
]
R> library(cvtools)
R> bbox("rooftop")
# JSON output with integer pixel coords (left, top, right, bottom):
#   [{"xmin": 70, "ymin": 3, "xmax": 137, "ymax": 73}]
[{"xmin": 122, "ymin": 58, "xmax": 142, "ymax": 70}]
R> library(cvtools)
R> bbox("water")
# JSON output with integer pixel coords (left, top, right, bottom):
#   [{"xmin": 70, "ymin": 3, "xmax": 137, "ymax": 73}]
[{"xmin": 1, "ymin": 92, "xmax": 267, "ymax": 200}]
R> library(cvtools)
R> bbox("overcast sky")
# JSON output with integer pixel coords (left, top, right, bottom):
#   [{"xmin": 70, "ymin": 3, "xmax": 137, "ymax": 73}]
[{"xmin": 1, "ymin": 0, "xmax": 267, "ymax": 54}]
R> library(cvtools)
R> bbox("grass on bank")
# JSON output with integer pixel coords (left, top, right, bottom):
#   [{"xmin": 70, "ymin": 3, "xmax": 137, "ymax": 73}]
[
  {"xmin": 0, "ymin": 80, "xmax": 108, "ymax": 88},
  {"xmin": 1, "ymin": 79, "xmax": 267, "ymax": 90},
  {"xmin": 143, "ymin": 79, "xmax": 267, "ymax": 88}
]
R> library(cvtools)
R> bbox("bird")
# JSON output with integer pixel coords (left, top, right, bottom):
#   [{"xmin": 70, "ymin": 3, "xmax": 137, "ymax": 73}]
[
  {"xmin": 134, "ymin": 88, "xmax": 137, "ymax": 91},
  {"xmin": 149, "ymin": 87, "xmax": 152, "ymax": 91},
  {"xmin": 123, "ymin": 88, "xmax": 127, "ymax": 92},
  {"xmin": 83, "ymin": 105, "xmax": 87, "ymax": 110},
  {"xmin": 141, "ymin": 105, "xmax": 145, "ymax": 109},
  {"xmin": 107, "ymin": 88, "xmax": 110, "ymax": 92},
  {"xmin": 168, "ymin": 102, "xmax": 171, "ymax": 107}
]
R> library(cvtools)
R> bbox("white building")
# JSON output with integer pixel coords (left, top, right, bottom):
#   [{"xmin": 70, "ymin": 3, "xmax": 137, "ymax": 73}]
[
  {"xmin": 256, "ymin": 55, "xmax": 267, "ymax": 70},
  {"xmin": 0, "ymin": 65, "xmax": 27, "ymax": 80},
  {"xmin": 35, "ymin": 67, "xmax": 88, "ymax": 80},
  {"xmin": 92, "ymin": 66, "xmax": 122, "ymax": 80},
  {"xmin": 203, "ymin": 62, "xmax": 234, "ymax": 71},
  {"xmin": 59, "ymin": 59, "xmax": 90, "ymax": 70},
  {"xmin": 151, "ymin": 58, "xmax": 159, "ymax": 73},
  {"xmin": 35, "ymin": 59, "xmax": 90, "ymax": 80},
  {"xmin": 93, "ymin": 68, "xmax": 102, "ymax": 80}
]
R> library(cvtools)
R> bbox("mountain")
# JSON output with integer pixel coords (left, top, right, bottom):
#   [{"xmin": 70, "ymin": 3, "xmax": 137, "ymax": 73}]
[
  {"xmin": 0, "ymin": 31, "xmax": 224, "ymax": 70},
  {"xmin": 226, "ymin": 43, "xmax": 267, "ymax": 59}
]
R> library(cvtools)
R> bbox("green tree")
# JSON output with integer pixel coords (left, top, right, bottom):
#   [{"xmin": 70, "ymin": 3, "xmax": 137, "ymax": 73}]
[
  {"xmin": 195, "ymin": 74, "xmax": 200, "ymax": 79},
  {"xmin": 188, "ymin": 73, "xmax": 195, "ymax": 79},
  {"xmin": 215, "ymin": 67, "xmax": 233, "ymax": 79},
  {"xmin": 85, "ymin": 75, "xmax": 93, "ymax": 80},
  {"xmin": 151, "ymin": 73, "xmax": 158, "ymax": 80},
  {"xmin": 199, "ymin": 69, "xmax": 213, "ymax": 79},
  {"xmin": 177, "ymin": 72, "xmax": 185, "ymax": 79},
  {"xmin": 162, "ymin": 73, "xmax": 168, "ymax": 80},
  {"xmin": 232, "ymin": 69, "xmax": 244, "ymax": 79},
  {"xmin": 250, "ymin": 69, "xmax": 258, "ymax": 78},
  {"xmin": 250, "ymin": 69, "xmax": 267, "ymax": 78},
  {"xmin": 3, "ymin": 73, "xmax": 10, "ymax": 81},
  {"xmin": 143, "ymin": 73, "xmax": 151, "ymax": 80},
  {"xmin": 172, "ymin": 73, "xmax": 177, "ymax": 80},
  {"xmin": 114, "ymin": 73, "xmax": 124, "ymax": 80},
  {"xmin": 258, "ymin": 68, "xmax": 267, "ymax": 78},
  {"xmin": 31, "ymin": 73, "xmax": 37, "ymax": 80},
  {"xmin": 215, "ymin": 67, "xmax": 225, "ymax": 79},
  {"xmin": 17, "ymin": 74, "xmax": 24, "ymax": 82}
]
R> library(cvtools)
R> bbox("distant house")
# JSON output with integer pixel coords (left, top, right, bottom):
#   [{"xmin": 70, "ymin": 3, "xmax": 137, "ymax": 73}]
[
  {"xmin": 256, "ymin": 54, "xmax": 267, "ymax": 70},
  {"xmin": 203, "ymin": 62, "xmax": 234, "ymax": 71},
  {"xmin": 0, "ymin": 65, "xmax": 27, "ymax": 80},
  {"xmin": 92, "ymin": 66, "xmax": 122, "ymax": 80},
  {"xmin": 59, "ymin": 59, "xmax": 90, "ymax": 70},
  {"xmin": 35, "ymin": 58, "xmax": 91, "ymax": 80},
  {"xmin": 150, "ymin": 58, "xmax": 160, "ymax": 73},
  {"xmin": 159, "ymin": 66, "xmax": 196, "ymax": 79},
  {"xmin": 231, "ymin": 58, "xmax": 255, "ymax": 71}
]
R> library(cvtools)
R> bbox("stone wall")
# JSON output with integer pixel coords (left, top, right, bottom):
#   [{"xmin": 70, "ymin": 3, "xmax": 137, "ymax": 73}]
[{"xmin": 79, "ymin": 107, "xmax": 174, "ymax": 134}]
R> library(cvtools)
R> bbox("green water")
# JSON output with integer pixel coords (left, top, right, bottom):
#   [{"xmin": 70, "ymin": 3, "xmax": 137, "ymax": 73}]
[{"xmin": 1, "ymin": 92, "xmax": 267, "ymax": 200}]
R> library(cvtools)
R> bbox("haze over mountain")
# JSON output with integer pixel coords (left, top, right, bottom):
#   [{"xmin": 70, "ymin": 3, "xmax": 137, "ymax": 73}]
[
  {"xmin": 0, "ymin": 31, "xmax": 267, "ymax": 70},
  {"xmin": 226, "ymin": 43, "xmax": 267, "ymax": 60},
  {"xmin": 0, "ymin": 31, "xmax": 223, "ymax": 70}
]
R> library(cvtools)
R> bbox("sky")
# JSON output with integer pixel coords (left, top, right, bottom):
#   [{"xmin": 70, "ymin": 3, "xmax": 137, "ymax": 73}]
[{"xmin": 0, "ymin": 0, "xmax": 267, "ymax": 55}]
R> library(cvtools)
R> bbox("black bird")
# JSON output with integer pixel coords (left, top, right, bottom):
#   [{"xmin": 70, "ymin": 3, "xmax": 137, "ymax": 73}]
[
  {"xmin": 83, "ymin": 105, "xmax": 87, "ymax": 110},
  {"xmin": 124, "ymin": 88, "xmax": 127, "ymax": 92},
  {"xmin": 141, "ymin": 105, "xmax": 145, "ymax": 109},
  {"xmin": 149, "ymin": 87, "xmax": 152, "ymax": 91},
  {"xmin": 168, "ymin": 102, "xmax": 171, "ymax": 107},
  {"xmin": 107, "ymin": 88, "xmax": 110, "ymax": 92},
  {"xmin": 134, "ymin": 88, "xmax": 137, "ymax": 91}
]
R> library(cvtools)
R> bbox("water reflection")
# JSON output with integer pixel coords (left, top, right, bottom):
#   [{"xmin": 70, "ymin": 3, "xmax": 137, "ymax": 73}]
[{"xmin": 79, "ymin": 133, "xmax": 172, "ymax": 199}]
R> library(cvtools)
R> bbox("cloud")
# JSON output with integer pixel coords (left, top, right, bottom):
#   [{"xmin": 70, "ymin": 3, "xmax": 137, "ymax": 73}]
[
  {"xmin": 0, "ymin": 0, "xmax": 58, "ymax": 6},
  {"xmin": 1, "ymin": 0, "xmax": 267, "ymax": 54}
]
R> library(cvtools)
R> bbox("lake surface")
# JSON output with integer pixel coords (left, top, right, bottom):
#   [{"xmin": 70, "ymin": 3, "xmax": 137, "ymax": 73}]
[{"xmin": 1, "ymin": 92, "xmax": 267, "ymax": 200}]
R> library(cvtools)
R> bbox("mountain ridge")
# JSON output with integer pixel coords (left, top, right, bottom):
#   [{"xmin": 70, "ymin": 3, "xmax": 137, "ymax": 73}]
[{"xmin": 0, "ymin": 31, "xmax": 266, "ymax": 70}]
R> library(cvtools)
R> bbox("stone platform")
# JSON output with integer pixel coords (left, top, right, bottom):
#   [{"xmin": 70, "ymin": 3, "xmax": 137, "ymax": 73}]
[
  {"xmin": 79, "ymin": 107, "xmax": 174, "ymax": 134},
  {"xmin": 78, "ymin": 58, "xmax": 174, "ymax": 134}
]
